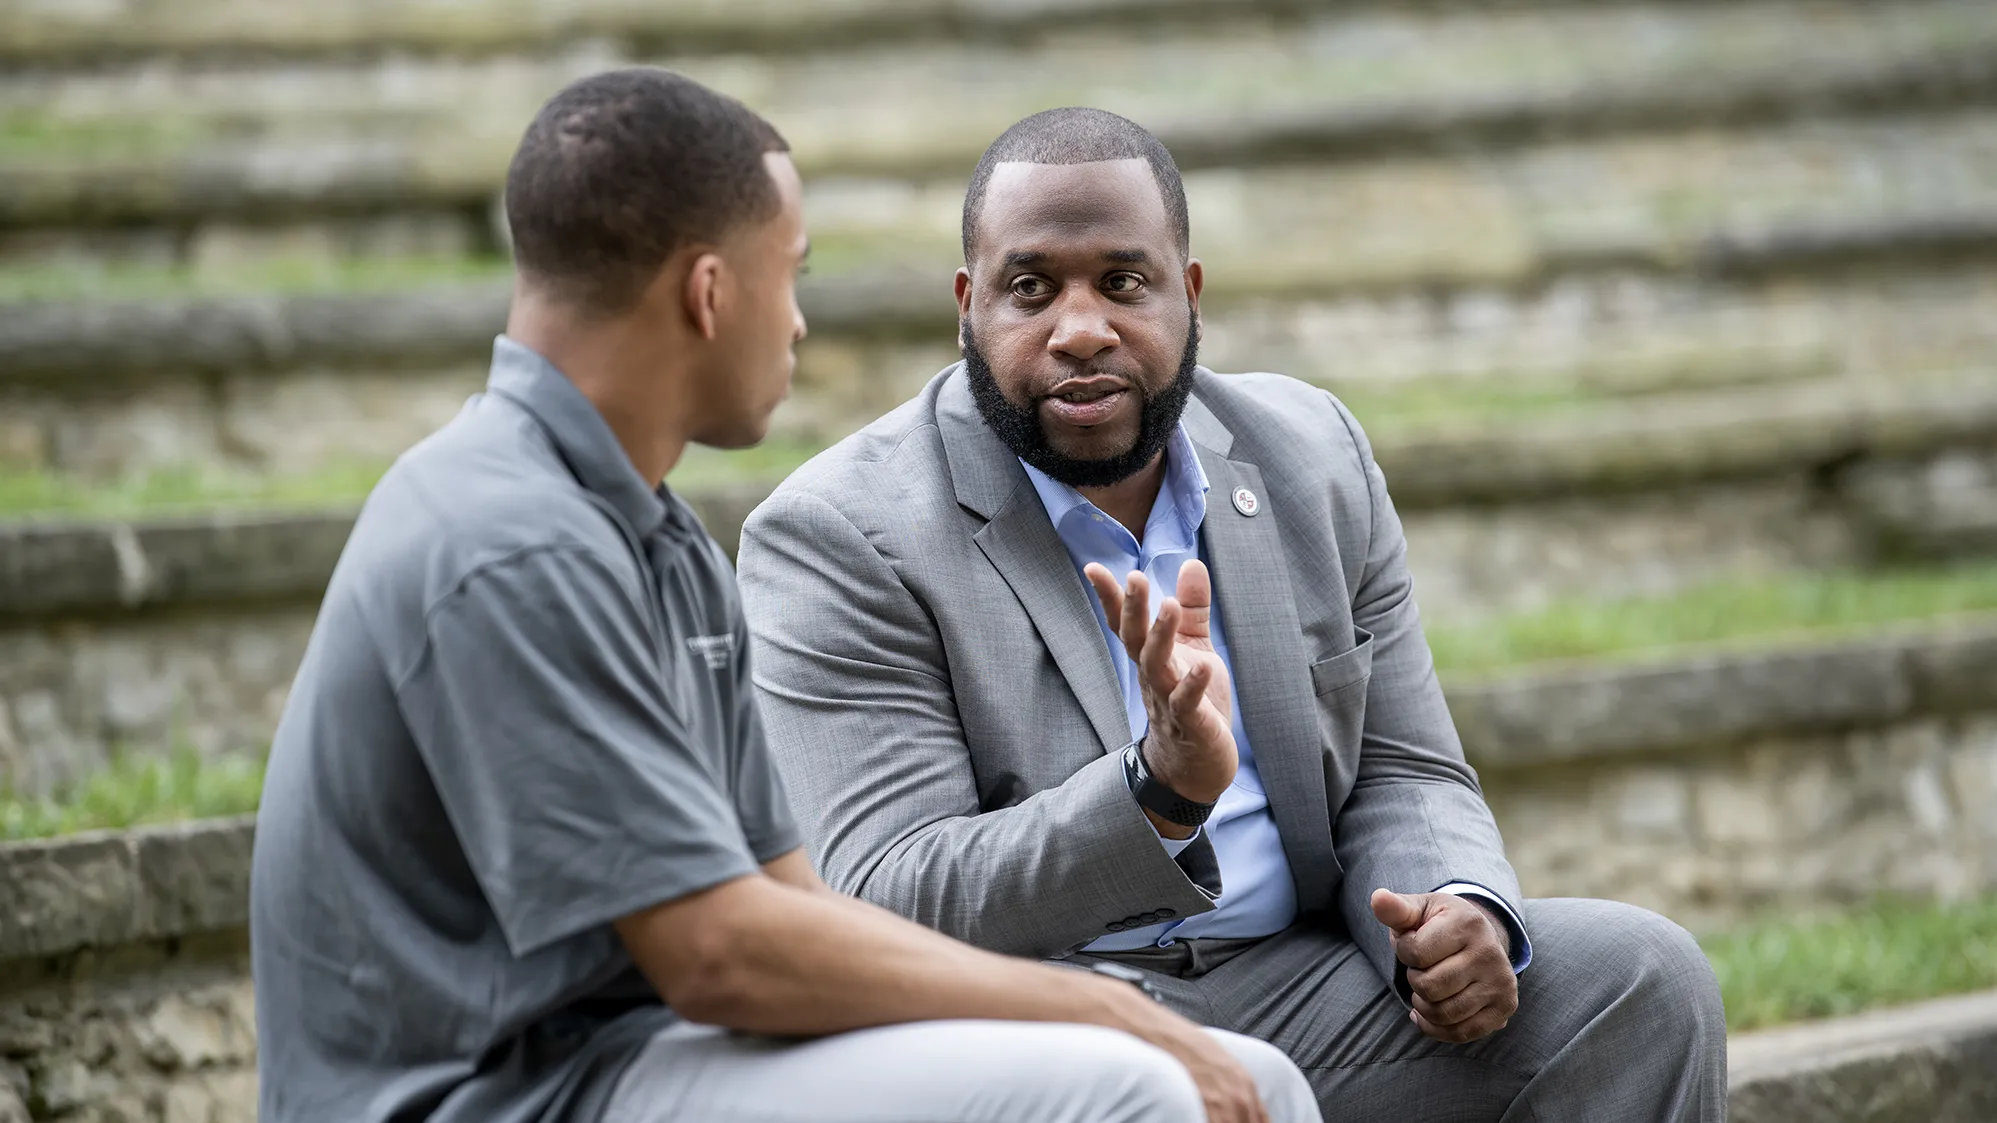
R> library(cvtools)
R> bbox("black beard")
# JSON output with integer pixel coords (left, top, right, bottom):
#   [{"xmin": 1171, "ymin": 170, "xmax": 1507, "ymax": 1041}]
[{"xmin": 962, "ymin": 319, "xmax": 1199, "ymax": 489}]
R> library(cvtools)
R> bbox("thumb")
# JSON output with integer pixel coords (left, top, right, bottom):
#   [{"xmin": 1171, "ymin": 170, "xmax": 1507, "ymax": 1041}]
[{"xmin": 1370, "ymin": 888, "xmax": 1424, "ymax": 932}]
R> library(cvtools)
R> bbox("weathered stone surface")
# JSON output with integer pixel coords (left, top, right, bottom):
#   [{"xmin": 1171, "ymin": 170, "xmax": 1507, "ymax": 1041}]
[
  {"xmin": 1729, "ymin": 989, "xmax": 1997, "ymax": 1123},
  {"xmin": 0, "ymin": 274, "xmax": 945, "ymax": 381},
  {"xmin": 1486, "ymin": 713, "xmax": 1997, "ymax": 925},
  {"xmin": 0, "ymin": 820, "xmax": 251, "ymax": 963},
  {"xmin": 130, "ymin": 823, "xmax": 254, "ymax": 948},
  {"xmin": 0, "ymin": 834, "xmax": 140, "ymax": 964},
  {"xmin": 1450, "ymin": 631, "xmax": 1923, "ymax": 767},
  {"xmin": 0, "ymin": 513, "xmax": 356, "ymax": 619},
  {"xmin": 0, "ymin": 945, "xmax": 253, "ymax": 1123}
]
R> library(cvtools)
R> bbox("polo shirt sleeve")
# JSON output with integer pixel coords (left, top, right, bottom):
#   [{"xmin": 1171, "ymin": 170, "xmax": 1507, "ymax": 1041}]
[{"xmin": 397, "ymin": 543, "xmax": 761, "ymax": 957}]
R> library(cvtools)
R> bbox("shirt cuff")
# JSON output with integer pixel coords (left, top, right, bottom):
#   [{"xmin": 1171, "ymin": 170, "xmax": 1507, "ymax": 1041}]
[
  {"xmin": 1437, "ymin": 881, "xmax": 1533, "ymax": 973},
  {"xmin": 1156, "ymin": 825, "xmax": 1201, "ymax": 858}
]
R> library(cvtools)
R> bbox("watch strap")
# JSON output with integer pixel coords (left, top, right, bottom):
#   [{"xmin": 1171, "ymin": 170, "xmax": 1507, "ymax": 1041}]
[{"xmin": 1124, "ymin": 740, "xmax": 1217, "ymax": 827}]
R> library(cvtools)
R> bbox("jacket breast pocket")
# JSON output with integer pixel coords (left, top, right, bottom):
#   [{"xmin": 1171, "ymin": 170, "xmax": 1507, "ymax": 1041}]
[
  {"xmin": 1308, "ymin": 627, "xmax": 1375, "ymax": 765},
  {"xmin": 1309, "ymin": 627, "xmax": 1375, "ymax": 699}
]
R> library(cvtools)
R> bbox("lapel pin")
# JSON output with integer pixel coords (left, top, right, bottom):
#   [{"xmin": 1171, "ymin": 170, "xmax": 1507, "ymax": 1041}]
[{"xmin": 1231, "ymin": 486, "xmax": 1260, "ymax": 517}]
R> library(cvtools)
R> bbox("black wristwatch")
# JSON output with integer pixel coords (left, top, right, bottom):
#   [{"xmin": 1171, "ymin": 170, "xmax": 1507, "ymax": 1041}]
[
  {"xmin": 1123, "ymin": 739, "xmax": 1217, "ymax": 828},
  {"xmin": 1085, "ymin": 959, "xmax": 1167, "ymax": 1003}
]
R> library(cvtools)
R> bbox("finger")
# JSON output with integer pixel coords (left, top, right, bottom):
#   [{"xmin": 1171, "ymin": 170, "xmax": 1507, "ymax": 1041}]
[
  {"xmin": 1167, "ymin": 660, "xmax": 1217, "ymax": 726},
  {"xmin": 1175, "ymin": 558, "xmax": 1214, "ymax": 641},
  {"xmin": 1411, "ymin": 980, "xmax": 1497, "ymax": 1027},
  {"xmin": 1117, "ymin": 571, "xmax": 1151, "ymax": 661},
  {"xmin": 1406, "ymin": 959, "xmax": 1476, "ymax": 1006},
  {"xmin": 1139, "ymin": 597, "xmax": 1182, "ymax": 693},
  {"xmin": 1083, "ymin": 564, "xmax": 1124, "ymax": 627},
  {"xmin": 1392, "ymin": 906, "xmax": 1473, "ymax": 971},
  {"xmin": 1369, "ymin": 888, "xmax": 1424, "ymax": 933},
  {"xmin": 1410, "ymin": 1007, "xmax": 1507, "ymax": 1045}
]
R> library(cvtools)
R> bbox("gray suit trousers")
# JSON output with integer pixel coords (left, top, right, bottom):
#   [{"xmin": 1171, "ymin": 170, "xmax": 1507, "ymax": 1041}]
[{"xmin": 1074, "ymin": 898, "xmax": 1728, "ymax": 1122}]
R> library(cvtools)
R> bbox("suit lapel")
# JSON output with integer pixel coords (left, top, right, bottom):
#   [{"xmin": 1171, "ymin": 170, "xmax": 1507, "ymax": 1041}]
[
  {"xmin": 1194, "ymin": 444, "xmax": 1338, "ymax": 899},
  {"xmin": 938, "ymin": 364, "xmax": 1133, "ymax": 756},
  {"xmin": 974, "ymin": 493, "xmax": 1134, "ymax": 756}
]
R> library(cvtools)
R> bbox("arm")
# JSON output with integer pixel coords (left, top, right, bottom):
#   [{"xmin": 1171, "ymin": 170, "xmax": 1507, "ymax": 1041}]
[
  {"xmin": 737, "ymin": 489, "xmax": 1220, "ymax": 959},
  {"xmin": 1323, "ymin": 395, "xmax": 1530, "ymax": 996},
  {"xmin": 614, "ymin": 866, "xmax": 1268, "ymax": 1123}
]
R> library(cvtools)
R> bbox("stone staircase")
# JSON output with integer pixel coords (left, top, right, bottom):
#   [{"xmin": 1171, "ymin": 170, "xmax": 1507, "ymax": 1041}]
[
  {"xmin": 4, "ymin": 2, "xmax": 1997, "ymax": 1119},
  {"xmin": 3, "ymin": 0, "xmax": 1995, "ymax": 862}
]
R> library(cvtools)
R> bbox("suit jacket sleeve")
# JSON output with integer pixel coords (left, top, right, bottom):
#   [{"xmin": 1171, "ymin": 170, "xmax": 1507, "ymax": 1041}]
[
  {"xmin": 737, "ymin": 487, "xmax": 1222, "ymax": 960},
  {"xmin": 1326, "ymin": 394, "xmax": 1526, "ymax": 996}
]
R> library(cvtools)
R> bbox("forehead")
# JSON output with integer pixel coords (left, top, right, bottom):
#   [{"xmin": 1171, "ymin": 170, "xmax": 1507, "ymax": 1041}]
[{"xmin": 975, "ymin": 158, "xmax": 1171, "ymax": 260}]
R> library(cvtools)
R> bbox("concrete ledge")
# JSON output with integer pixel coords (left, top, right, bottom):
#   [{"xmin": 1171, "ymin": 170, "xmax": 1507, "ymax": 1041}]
[
  {"xmin": 2, "ymin": 383, "xmax": 1993, "ymax": 617},
  {"xmin": 0, "ymin": 0, "xmax": 1322, "ymax": 62},
  {"xmin": 0, "ymin": 480, "xmax": 774, "ymax": 619},
  {"xmin": 0, "ymin": 275, "xmax": 941, "ymax": 382},
  {"xmin": 1447, "ymin": 615, "xmax": 1997, "ymax": 768},
  {"xmin": 1728, "ymin": 988, "xmax": 1997, "ymax": 1123},
  {"xmin": 7, "ymin": 213, "xmax": 1996, "ymax": 380},
  {"xmin": 0, "ymin": 817, "xmax": 252, "ymax": 963}
]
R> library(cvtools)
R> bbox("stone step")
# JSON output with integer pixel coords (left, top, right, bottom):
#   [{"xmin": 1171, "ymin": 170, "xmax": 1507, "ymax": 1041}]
[
  {"xmin": 5, "ymin": 256, "xmax": 1995, "ymax": 482},
  {"xmin": 2, "ymin": 615, "xmax": 1992, "ymax": 931},
  {"xmin": 1729, "ymin": 989, "xmax": 1997, "ymax": 1123},
  {"xmin": 3, "ymin": 0, "xmax": 1990, "ymax": 233},
  {"xmin": 4, "ymin": 374, "xmax": 1994, "ymax": 623}
]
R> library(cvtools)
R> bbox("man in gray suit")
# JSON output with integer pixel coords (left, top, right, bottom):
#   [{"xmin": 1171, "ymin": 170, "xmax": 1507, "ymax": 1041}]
[{"xmin": 738, "ymin": 108, "xmax": 1727, "ymax": 1120}]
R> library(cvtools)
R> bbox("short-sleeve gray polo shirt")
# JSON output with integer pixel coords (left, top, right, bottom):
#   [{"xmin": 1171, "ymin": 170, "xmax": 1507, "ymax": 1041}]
[{"xmin": 250, "ymin": 336, "xmax": 801, "ymax": 1123}]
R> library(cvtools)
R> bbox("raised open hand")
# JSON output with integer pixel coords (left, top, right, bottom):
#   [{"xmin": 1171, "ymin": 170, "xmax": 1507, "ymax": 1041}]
[{"xmin": 1084, "ymin": 560, "xmax": 1238, "ymax": 817}]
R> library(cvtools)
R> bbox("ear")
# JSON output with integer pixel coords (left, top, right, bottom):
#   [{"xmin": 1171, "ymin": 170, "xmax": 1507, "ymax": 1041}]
[
  {"xmin": 1183, "ymin": 257, "xmax": 1205, "ymax": 333},
  {"xmin": 954, "ymin": 267, "xmax": 973, "ymax": 351},
  {"xmin": 682, "ymin": 252, "xmax": 727, "ymax": 342}
]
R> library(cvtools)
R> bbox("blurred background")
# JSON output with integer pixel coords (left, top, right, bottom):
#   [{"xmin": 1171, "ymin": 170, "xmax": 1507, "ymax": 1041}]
[{"xmin": 1, "ymin": 0, "xmax": 1995, "ymax": 1116}]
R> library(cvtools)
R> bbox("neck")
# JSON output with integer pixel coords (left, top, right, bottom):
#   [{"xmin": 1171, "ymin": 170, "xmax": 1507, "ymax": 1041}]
[
  {"xmin": 1077, "ymin": 449, "xmax": 1168, "ymax": 544},
  {"xmin": 506, "ymin": 290, "xmax": 690, "ymax": 488}
]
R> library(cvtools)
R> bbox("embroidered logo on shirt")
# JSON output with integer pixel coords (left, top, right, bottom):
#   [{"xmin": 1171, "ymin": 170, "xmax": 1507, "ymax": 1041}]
[{"xmin": 686, "ymin": 634, "xmax": 736, "ymax": 670}]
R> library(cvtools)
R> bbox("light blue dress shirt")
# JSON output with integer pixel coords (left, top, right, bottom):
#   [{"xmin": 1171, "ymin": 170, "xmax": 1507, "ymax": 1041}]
[{"xmin": 1023, "ymin": 425, "xmax": 1532, "ymax": 968}]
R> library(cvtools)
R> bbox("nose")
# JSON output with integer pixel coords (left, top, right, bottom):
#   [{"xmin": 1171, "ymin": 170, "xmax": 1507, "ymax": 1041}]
[
  {"xmin": 1046, "ymin": 292, "xmax": 1117, "ymax": 361},
  {"xmin": 791, "ymin": 294, "xmax": 808, "ymax": 344}
]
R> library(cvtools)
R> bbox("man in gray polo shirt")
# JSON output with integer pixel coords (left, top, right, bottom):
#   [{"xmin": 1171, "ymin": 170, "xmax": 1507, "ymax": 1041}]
[{"xmin": 250, "ymin": 68, "xmax": 1319, "ymax": 1123}]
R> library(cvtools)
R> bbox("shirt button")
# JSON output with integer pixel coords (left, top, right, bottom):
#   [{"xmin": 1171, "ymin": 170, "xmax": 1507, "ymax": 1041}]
[
  {"xmin": 1106, "ymin": 922, "xmax": 1127, "ymax": 933},
  {"xmin": 1156, "ymin": 908, "xmax": 1176, "ymax": 919}
]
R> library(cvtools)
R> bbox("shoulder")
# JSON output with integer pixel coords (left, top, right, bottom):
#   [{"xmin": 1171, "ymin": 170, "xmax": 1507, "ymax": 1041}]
[
  {"xmin": 1191, "ymin": 369, "xmax": 1368, "ymax": 459},
  {"xmin": 744, "ymin": 375, "xmax": 961, "ymax": 551},
  {"xmin": 340, "ymin": 395, "xmax": 646, "ymax": 607}
]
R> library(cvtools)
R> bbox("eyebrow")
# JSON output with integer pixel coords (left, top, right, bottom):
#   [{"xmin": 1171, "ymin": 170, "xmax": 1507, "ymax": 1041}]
[{"xmin": 1000, "ymin": 248, "xmax": 1151, "ymax": 268}]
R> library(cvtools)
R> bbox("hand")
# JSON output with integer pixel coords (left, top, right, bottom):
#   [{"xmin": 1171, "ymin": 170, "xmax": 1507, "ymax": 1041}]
[
  {"xmin": 1083, "ymin": 561, "xmax": 1237, "ymax": 827},
  {"xmin": 1370, "ymin": 889, "xmax": 1519, "ymax": 1043},
  {"xmin": 1120, "ymin": 994, "xmax": 1270, "ymax": 1123}
]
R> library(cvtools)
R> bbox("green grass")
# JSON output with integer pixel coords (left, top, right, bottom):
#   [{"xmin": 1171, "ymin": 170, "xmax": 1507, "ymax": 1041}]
[
  {"xmin": 1702, "ymin": 895, "xmax": 1997, "ymax": 1031},
  {"xmin": 0, "ymin": 748, "xmax": 265, "ymax": 843},
  {"xmin": 0, "ymin": 254, "xmax": 511, "ymax": 304},
  {"xmin": 5, "ymin": 752, "xmax": 1994, "ymax": 1039},
  {"xmin": 0, "ymin": 460, "xmax": 393, "ymax": 518},
  {"xmin": 0, "ymin": 438, "xmax": 831, "ymax": 519},
  {"xmin": 1427, "ymin": 562, "xmax": 1997, "ymax": 674}
]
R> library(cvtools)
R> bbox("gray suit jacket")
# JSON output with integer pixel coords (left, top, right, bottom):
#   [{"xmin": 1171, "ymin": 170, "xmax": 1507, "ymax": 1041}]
[{"xmin": 736, "ymin": 364, "xmax": 1521, "ymax": 991}]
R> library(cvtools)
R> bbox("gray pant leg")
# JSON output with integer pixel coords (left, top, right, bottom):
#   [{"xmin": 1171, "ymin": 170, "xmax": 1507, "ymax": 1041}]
[
  {"xmin": 602, "ymin": 1018, "xmax": 1315, "ymax": 1123},
  {"xmin": 1199, "ymin": 899, "xmax": 1727, "ymax": 1122}
]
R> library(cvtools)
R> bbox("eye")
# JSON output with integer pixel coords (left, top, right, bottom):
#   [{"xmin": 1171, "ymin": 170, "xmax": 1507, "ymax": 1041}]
[
  {"xmin": 1104, "ymin": 272, "xmax": 1145, "ymax": 293},
  {"xmin": 1010, "ymin": 275, "xmax": 1052, "ymax": 299}
]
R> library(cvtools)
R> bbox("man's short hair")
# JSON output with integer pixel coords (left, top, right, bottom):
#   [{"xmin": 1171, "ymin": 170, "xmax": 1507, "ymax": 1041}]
[
  {"xmin": 504, "ymin": 67, "xmax": 790, "ymax": 314},
  {"xmin": 960, "ymin": 107, "xmax": 1190, "ymax": 262}
]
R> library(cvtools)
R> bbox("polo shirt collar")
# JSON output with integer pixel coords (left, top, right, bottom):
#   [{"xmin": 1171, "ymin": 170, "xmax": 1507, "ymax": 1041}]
[{"xmin": 486, "ymin": 335, "xmax": 668, "ymax": 538}]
